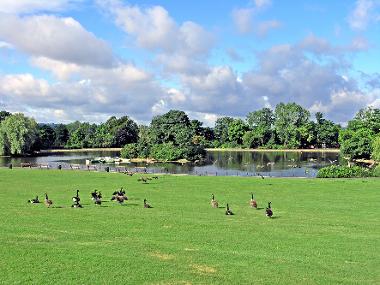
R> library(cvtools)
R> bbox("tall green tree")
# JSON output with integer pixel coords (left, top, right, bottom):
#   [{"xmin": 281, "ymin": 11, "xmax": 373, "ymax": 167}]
[
  {"xmin": 36, "ymin": 124, "xmax": 56, "ymax": 150},
  {"xmin": 227, "ymin": 119, "xmax": 248, "ymax": 145},
  {"xmin": 214, "ymin": 117, "xmax": 234, "ymax": 145},
  {"xmin": 150, "ymin": 110, "xmax": 193, "ymax": 146},
  {"xmin": 54, "ymin": 124, "xmax": 69, "ymax": 148},
  {"xmin": 314, "ymin": 113, "xmax": 340, "ymax": 148},
  {"xmin": 66, "ymin": 122, "xmax": 97, "ymax": 148},
  {"xmin": 246, "ymin": 108, "xmax": 274, "ymax": 146},
  {"xmin": 351, "ymin": 107, "xmax": 380, "ymax": 133},
  {"xmin": 274, "ymin": 103, "xmax": 310, "ymax": 148},
  {"xmin": 339, "ymin": 128, "xmax": 374, "ymax": 160},
  {"xmin": 0, "ymin": 111, "xmax": 11, "ymax": 122},
  {"xmin": 0, "ymin": 113, "xmax": 38, "ymax": 155}
]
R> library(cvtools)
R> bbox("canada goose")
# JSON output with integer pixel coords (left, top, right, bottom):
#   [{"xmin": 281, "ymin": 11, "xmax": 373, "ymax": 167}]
[
  {"xmin": 138, "ymin": 177, "xmax": 148, "ymax": 183},
  {"xmin": 266, "ymin": 202, "xmax": 273, "ymax": 218},
  {"xmin": 71, "ymin": 201, "xmax": 83, "ymax": 208},
  {"xmin": 225, "ymin": 204, "xmax": 234, "ymax": 215},
  {"xmin": 144, "ymin": 199, "xmax": 152, "ymax": 208},
  {"xmin": 211, "ymin": 194, "xmax": 218, "ymax": 208},
  {"xmin": 91, "ymin": 190, "xmax": 97, "ymax": 200},
  {"xmin": 91, "ymin": 190, "xmax": 102, "ymax": 205},
  {"xmin": 44, "ymin": 193, "xmax": 53, "ymax": 208},
  {"xmin": 250, "ymin": 194, "xmax": 257, "ymax": 209},
  {"xmin": 72, "ymin": 190, "xmax": 80, "ymax": 203},
  {"xmin": 116, "ymin": 195, "xmax": 125, "ymax": 204},
  {"xmin": 94, "ymin": 196, "xmax": 102, "ymax": 205},
  {"xmin": 28, "ymin": 196, "xmax": 40, "ymax": 204}
]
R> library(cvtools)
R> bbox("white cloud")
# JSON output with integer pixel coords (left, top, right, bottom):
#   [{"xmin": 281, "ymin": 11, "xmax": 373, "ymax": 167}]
[
  {"xmin": 0, "ymin": 0, "xmax": 82, "ymax": 14},
  {"xmin": 232, "ymin": 3, "xmax": 280, "ymax": 35},
  {"xmin": 0, "ymin": 14, "xmax": 116, "ymax": 67},
  {"xmin": 348, "ymin": 0, "xmax": 378, "ymax": 30},
  {"xmin": 257, "ymin": 20, "xmax": 281, "ymax": 36},
  {"xmin": 0, "ymin": 61, "xmax": 166, "ymax": 123},
  {"xmin": 232, "ymin": 8, "xmax": 254, "ymax": 34},
  {"xmin": 100, "ymin": 1, "xmax": 214, "ymax": 57},
  {"xmin": 253, "ymin": 0, "xmax": 272, "ymax": 9}
]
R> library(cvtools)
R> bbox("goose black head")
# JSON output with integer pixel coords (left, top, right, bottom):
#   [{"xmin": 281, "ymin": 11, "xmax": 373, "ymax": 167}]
[
  {"xmin": 212, "ymin": 194, "xmax": 215, "ymax": 200},
  {"xmin": 251, "ymin": 193, "xmax": 254, "ymax": 199}
]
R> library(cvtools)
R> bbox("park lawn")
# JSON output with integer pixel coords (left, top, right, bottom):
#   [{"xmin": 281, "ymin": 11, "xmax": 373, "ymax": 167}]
[{"xmin": 0, "ymin": 169, "xmax": 379, "ymax": 285}]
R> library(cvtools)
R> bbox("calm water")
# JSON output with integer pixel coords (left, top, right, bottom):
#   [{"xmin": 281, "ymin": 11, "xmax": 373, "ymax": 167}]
[{"xmin": 0, "ymin": 150, "xmax": 342, "ymax": 177}]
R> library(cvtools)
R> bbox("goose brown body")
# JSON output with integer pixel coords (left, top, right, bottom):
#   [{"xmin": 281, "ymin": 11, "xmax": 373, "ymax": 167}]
[
  {"xmin": 211, "ymin": 194, "xmax": 218, "ymax": 208},
  {"xmin": 44, "ymin": 193, "xmax": 53, "ymax": 208},
  {"xmin": 250, "ymin": 194, "xmax": 257, "ymax": 208}
]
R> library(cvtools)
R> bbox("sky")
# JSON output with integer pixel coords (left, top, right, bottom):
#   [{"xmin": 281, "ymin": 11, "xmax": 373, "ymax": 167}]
[{"xmin": 0, "ymin": 0, "xmax": 379, "ymax": 126}]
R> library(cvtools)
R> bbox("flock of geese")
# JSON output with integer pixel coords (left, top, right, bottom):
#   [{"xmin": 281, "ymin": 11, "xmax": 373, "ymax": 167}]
[
  {"xmin": 27, "ymin": 188, "xmax": 152, "ymax": 209},
  {"xmin": 27, "ymin": 189, "xmax": 274, "ymax": 218},
  {"xmin": 211, "ymin": 193, "xmax": 273, "ymax": 217}
]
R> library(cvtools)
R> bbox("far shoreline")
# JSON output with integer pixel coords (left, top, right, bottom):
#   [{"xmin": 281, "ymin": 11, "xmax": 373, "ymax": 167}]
[{"xmin": 34, "ymin": 147, "xmax": 340, "ymax": 154}]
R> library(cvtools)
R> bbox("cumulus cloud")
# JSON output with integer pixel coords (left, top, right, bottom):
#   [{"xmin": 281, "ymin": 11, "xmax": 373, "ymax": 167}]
[
  {"xmin": 0, "ymin": 0, "xmax": 82, "ymax": 14},
  {"xmin": 232, "ymin": 8, "xmax": 255, "ymax": 34},
  {"xmin": 99, "ymin": 1, "xmax": 214, "ymax": 57},
  {"xmin": 0, "ymin": 62, "xmax": 166, "ymax": 122},
  {"xmin": 257, "ymin": 20, "xmax": 282, "ymax": 36},
  {"xmin": 232, "ymin": 2, "xmax": 280, "ymax": 35},
  {"xmin": 348, "ymin": 0, "xmax": 379, "ymax": 30},
  {"xmin": 157, "ymin": 35, "xmax": 378, "ymax": 123},
  {"xmin": 0, "ymin": 14, "xmax": 116, "ymax": 67},
  {"xmin": 253, "ymin": 0, "xmax": 272, "ymax": 9}
]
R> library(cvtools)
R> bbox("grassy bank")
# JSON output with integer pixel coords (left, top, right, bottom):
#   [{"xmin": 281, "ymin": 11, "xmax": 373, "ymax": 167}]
[{"xmin": 0, "ymin": 169, "xmax": 378, "ymax": 284}]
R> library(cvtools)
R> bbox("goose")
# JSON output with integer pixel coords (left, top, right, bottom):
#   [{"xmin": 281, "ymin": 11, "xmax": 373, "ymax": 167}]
[
  {"xmin": 72, "ymin": 190, "xmax": 80, "ymax": 203},
  {"xmin": 211, "ymin": 194, "xmax": 218, "ymax": 208},
  {"xmin": 225, "ymin": 204, "xmax": 234, "ymax": 215},
  {"xmin": 91, "ymin": 190, "xmax": 98, "ymax": 201},
  {"xmin": 266, "ymin": 202, "xmax": 273, "ymax": 218},
  {"xmin": 28, "ymin": 196, "xmax": 40, "ymax": 204},
  {"xmin": 144, "ymin": 199, "xmax": 152, "ymax": 208},
  {"xmin": 250, "ymin": 194, "xmax": 257, "ymax": 209},
  {"xmin": 91, "ymin": 190, "xmax": 102, "ymax": 205},
  {"xmin": 71, "ymin": 201, "xmax": 83, "ymax": 208},
  {"xmin": 44, "ymin": 193, "xmax": 53, "ymax": 208},
  {"xmin": 116, "ymin": 195, "xmax": 126, "ymax": 204}
]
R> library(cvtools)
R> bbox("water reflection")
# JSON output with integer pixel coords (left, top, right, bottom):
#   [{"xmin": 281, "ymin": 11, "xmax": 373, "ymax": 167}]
[{"xmin": 0, "ymin": 150, "xmax": 341, "ymax": 177}]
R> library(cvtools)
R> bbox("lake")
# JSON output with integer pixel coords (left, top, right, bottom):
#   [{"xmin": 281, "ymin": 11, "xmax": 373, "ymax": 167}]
[{"xmin": 0, "ymin": 149, "xmax": 342, "ymax": 177}]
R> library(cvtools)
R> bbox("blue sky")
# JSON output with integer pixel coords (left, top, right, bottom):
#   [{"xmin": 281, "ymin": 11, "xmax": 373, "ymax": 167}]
[{"xmin": 0, "ymin": 0, "xmax": 379, "ymax": 125}]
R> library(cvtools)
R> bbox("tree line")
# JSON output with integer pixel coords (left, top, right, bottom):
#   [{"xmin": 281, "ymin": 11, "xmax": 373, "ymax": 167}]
[{"xmin": 0, "ymin": 103, "xmax": 379, "ymax": 162}]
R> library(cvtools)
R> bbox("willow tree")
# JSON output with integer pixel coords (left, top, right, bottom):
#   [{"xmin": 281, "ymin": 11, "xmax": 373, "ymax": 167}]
[{"xmin": 0, "ymin": 113, "xmax": 38, "ymax": 155}]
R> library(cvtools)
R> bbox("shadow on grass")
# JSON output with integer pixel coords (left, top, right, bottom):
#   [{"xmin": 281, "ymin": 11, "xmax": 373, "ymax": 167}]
[
  {"xmin": 270, "ymin": 216, "xmax": 280, "ymax": 219},
  {"xmin": 256, "ymin": 207, "xmax": 265, "ymax": 210}
]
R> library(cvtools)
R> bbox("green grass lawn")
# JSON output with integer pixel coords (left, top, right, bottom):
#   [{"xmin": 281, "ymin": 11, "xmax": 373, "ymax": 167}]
[{"xmin": 0, "ymin": 169, "xmax": 379, "ymax": 285}]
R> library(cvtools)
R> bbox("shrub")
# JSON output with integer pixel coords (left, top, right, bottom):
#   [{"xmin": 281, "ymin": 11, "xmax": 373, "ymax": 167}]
[
  {"xmin": 120, "ymin": 143, "xmax": 139, "ymax": 159},
  {"xmin": 150, "ymin": 143, "xmax": 184, "ymax": 161},
  {"xmin": 372, "ymin": 135, "xmax": 380, "ymax": 161},
  {"xmin": 317, "ymin": 165, "xmax": 373, "ymax": 178}
]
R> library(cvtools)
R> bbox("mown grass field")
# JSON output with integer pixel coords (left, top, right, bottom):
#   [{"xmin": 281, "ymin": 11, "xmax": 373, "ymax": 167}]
[{"xmin": 0, "ymin": 168, "xmax": 379, "ymax": 284}]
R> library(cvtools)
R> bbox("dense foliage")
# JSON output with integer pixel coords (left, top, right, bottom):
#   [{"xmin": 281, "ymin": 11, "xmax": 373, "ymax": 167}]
[
  {"xmin": 0, "ymin": 113, "xmax": 38, "ymax": 155},
  {"xmin": 1, "ymin": 104, "xmax": 379, "ymax": 162},
  {"xmin": 339, "ymin": 107, "xmax": 380, "ymax": 160},
  {"xmin": 317, "ymin": 165, "xmax": 376, "ymax": 178}
]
